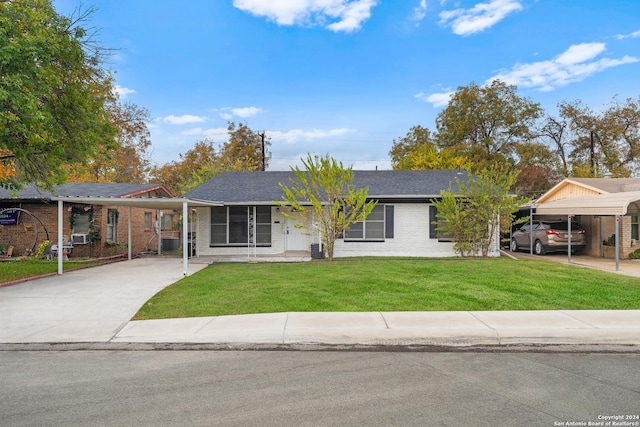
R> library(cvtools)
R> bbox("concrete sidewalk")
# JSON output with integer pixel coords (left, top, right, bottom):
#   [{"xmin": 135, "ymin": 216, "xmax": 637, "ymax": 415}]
[{"xmin": 112, "ymin": 310, "xmax": 640, "ymax": 347}]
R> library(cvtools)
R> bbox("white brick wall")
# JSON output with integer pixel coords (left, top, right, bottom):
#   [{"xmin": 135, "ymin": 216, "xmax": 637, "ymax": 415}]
[
  {"xmin": 193, "ymin": 204, "xmax": 500, "ymax": 258},
  {"xmin": 334, "ymin": 204, "xmax": 458, "ymax": 258}
]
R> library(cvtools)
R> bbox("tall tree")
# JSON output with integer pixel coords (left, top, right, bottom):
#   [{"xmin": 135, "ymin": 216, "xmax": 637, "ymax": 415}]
[
  {"xmin": 150, "ymin": 140, "xmax": 219, "ymax": 195},
  {"xmin": 390, "ymin": 126, "xmax": 468, "ymax": 170},
  {"xmin": 435, "ymin": 80, "xmax": 543, "ymax": 172},
  {"xmin": 67, "ymin": 101, "xmax": 152, "ymax": 183},
  {"xmin": 278, "ymin": 154, "xmax": 377, "ymax": 261},
  {"xmin": 220, "ymin": 122, "xmax": 270, "ymax": 171},
  {"xmin": 0, "ymin": 0, "xmax": 117, "ymax": 189}
]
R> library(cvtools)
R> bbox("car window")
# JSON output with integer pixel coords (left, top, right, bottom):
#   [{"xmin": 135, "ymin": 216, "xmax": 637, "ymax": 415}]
[{"xmin": 548, "ymin": 222, "xmax": 582, "ymax": 231}]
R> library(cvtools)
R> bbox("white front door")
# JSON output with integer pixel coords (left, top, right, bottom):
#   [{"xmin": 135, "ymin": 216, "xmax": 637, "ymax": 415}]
[{"xmin": 285, "ymin": 214, "xmax": 308, "ymax": 251}]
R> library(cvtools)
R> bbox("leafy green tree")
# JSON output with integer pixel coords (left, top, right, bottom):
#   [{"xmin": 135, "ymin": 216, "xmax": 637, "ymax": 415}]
[
  {"xmin": 67, "ymin": 101, "xmax": 152, "ymax": 183},
  {"xmin": 150, "ymin": 141, "xmax": 219, "ymax": 195},
  {"xmin": 433, "ymin": 169, "xmax": 529, "ymax": 257},
  {"xmin": 220, "ymin": 122, "xmax": 270, "ymax": 171},
  {"xmin": 435, "ymin": 80, "xmax": 543, "ymax": 173},
  {"xmin": 390, "ymin": 126, "xmax": 469, "ymax": 171},
  {"xmin": 0, "ymin": 0, "xmax": 117, "ymax": 189},
  {"xmin": 278, "ymin": 154, "xmax": 377, "ymax": 261}
]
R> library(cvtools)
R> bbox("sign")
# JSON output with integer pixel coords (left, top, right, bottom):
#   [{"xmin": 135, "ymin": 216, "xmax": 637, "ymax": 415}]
[{"xmin": 0, "ymin": 208, "xmax": 21, "ymax": 226}]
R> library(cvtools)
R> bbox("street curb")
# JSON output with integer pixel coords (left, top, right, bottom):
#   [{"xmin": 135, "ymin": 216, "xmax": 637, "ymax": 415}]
[{"xmin": 1, "ymin": 342, "xmax": 639, "ymax": 353}]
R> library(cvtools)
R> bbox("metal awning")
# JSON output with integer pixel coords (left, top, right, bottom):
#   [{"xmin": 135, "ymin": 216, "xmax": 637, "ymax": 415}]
[
  {"xmin": 535, "ymin": 191, "xmax": 640, "ymax": 216},
  {"xmin": 50, "ymin": 196, "xmax": 221, "ymax": 210},
  {"xmin": 532, "ymin": 190, "xmax": 640, "ymax": 271},
  {"xmin": 50, "ymin": 197, "xmax": 221, "ymax": 276}
]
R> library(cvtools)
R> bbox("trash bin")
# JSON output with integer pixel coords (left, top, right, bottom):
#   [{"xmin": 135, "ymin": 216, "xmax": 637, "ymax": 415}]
[{"xmin": 311, "ymin": 243, "xmax": 324, "ymax": 259}]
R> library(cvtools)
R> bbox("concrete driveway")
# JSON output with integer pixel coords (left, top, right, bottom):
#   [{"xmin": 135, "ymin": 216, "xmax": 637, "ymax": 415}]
[{"xmin": 0, "ymin": 257, "xmax": 207, "ymax": 343}]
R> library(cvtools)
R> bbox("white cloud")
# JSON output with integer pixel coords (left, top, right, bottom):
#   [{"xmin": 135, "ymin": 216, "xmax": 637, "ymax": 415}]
[
  {"xmin": 231, "ymin": 106, "xmax": 264, "ymax": 118},
  {"xmin": 616, "ymin": 29, "xmax": 640, "ymax": 40},
  {"xmin": 161, "ymin": 115, "xmax": 207, "ymax": 125},
  {"xmin": 439, "ymin": 0, "xmax": 522, "ymax": 36},
  {"xmin": 488, "ymin": 42, "xmax": 639, "ymax": 91},
  {"xmin": 415, "ymin": 90, "xmax": 454, "ymax": 107},
  {"xmin": 232, "ymin": 0, "xmax": 378, "ymax": 33},
  {"xmin": 215, "ymin": 106, "xmax": 264, "ymax": 120},
  {"xmin": 269, "ymin": 128, "xmax": 357, "ymax": 144},
  {"xmin": 182, "ymin": 127, "xmax": 229, "ymax": 138},
  {"xmin": 412, "ymin": 0, "xmax": 428, "ymax": 22},
  {"xmin": 114, "ymin": 85, "xmax": 135, "ymax": 99}
]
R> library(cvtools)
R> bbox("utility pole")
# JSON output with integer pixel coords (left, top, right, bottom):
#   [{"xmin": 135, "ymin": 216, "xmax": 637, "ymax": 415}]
[
  {"xmin": 590, "ymin": 129, "xmax": 595, "ymax": 177},
  {"xmin": 259, "ymin": 131, "xmax": 266, "ymax": 171}
]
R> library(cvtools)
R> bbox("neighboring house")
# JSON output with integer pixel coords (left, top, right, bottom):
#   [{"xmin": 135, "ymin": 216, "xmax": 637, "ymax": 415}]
[
  {"xmin": 185, "ymin": 170, "xmax": 501, "ymax": 258},
  {"xmin": 0, "ymin": 183, "xmax": 177, "ymax": 258},
  {"xmin": 534, "ymin": 178, "xmax": 640, "ymax": 258}
]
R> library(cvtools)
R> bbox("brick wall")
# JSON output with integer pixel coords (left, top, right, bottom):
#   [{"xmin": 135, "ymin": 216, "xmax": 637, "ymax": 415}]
[{"xmin": 0, "ymin": 202, "xmax": 179, "ymax": 258}]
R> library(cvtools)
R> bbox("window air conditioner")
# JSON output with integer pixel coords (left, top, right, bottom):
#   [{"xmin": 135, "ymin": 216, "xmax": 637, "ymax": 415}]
[{"xmin": 71, "ymin": 234, "xmax": 88, "ymax": 244}]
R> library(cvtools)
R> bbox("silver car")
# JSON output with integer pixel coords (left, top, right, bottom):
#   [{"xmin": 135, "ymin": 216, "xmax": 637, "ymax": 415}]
[{"xmin": 511, "ymin": 220, "xmax": 586, "ymax": 255}]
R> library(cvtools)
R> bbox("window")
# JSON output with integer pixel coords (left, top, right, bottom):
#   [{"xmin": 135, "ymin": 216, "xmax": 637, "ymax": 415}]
[
  {"xmin": 161, "ymin": 213, "xmax": 173, "ymax": 230},
  {"xmin": 210, "ymin": 206, "xmax": 272, "ymax": 246},
  {"xmin": 344, "ymin": 205, "xmax": 391, "ymax": 241},
  {"xmin": 429, "ymin": 204, "xmax": 452, "ymax": 241},
  {"xmin": 73, "ymin": 212, "xmax": 91, "ymax": 234},
  {"xmin": 106, "ymin": 209, "xmax": 118, "ymax": 243},
  {"xmin": 144, "ymin": 212, "xmax": 152, "ymax": 231},
  {"xmin": 632, "ymin": 216, "xmax": 639, "ymax": 241}
]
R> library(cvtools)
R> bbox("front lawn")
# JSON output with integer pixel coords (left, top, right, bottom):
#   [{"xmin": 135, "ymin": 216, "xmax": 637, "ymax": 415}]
[
  {"xmin": 0, "ymin": 259, "xmax": 101, "ymax": 284},
  {"xmin": 134, "ymin": 258, "xmax": 640, "ymax": 319}
]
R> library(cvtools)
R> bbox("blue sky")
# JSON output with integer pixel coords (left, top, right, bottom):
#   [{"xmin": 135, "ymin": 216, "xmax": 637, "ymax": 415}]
[{"xmin": 53, "ymin": 0, "xmax": 640, "ymax": 171}]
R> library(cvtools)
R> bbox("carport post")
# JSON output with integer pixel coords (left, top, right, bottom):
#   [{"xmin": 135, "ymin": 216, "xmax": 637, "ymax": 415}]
[
  {"xmin": 529, "ymin": 207, "xmax": 533, "ymax": 255},
  {"xmin": 567, "ymin": 215, "xmax": 572, "ymax": 264},
  {"xmin": 183, "ymin": 201, "xmax": 188, "ymax": 275},
  {"xmin": 615, "ymin": 215, "xmax": 620, "ymax": 271},
  {"xmin": 128, "ymin": 207, "xmax": 132, "ymax": 261},
  {"xmin": 57, "ymin": 200, "xmax": 63, "ymax": 275}
]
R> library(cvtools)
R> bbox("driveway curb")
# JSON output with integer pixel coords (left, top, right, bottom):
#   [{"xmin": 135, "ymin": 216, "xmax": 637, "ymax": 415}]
[{"xmin": 1, "ymin": 342, "xmax": 640, "ymax": 353}]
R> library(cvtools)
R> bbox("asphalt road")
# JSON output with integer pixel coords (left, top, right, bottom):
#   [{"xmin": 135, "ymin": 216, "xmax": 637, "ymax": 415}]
[{"xmin": 1, "ymin": 351, "xmax": 639, "ymax": 426}]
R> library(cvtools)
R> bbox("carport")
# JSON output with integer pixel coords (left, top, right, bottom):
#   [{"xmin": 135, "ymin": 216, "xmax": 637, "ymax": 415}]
[
  {"xmin": 51, "ymin": 196, "xmax": 221, "ymax": 276},
  {"xmin": 534, "ymin": 191, "xmax": 640, "ymax": 271}
]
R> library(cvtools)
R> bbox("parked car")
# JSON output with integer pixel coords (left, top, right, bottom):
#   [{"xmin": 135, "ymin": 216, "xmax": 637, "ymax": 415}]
[{"xmin": 511, "ymin": 220, "xmax": 586, "ymax": 255}]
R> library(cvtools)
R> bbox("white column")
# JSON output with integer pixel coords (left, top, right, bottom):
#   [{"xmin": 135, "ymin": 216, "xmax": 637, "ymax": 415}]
[
  {"xmin": 615, "ymin": 215, "xmax": 620, "ymax": 271},
  {"xmin": 128, "ymin": 207, "xmax": 132, "ymax": 261},
  {"xmin": 183, "ymin": 201, "xmax": 188, "ymax": 275},
  {"xmin": 57, "ymin": 200, "xmax": 63, "ymax": 275}
]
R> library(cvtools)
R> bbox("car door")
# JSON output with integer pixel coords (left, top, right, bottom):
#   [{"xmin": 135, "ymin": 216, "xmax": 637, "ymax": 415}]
[{"xmin": 514, "ymin": 223, "xmax": 531, "ymax": 247}]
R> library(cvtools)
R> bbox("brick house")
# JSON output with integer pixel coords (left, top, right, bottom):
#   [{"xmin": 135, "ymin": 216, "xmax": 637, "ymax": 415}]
[{"xmin": 0, "ymin": 183, "xmax": 178, "ymax": 258}]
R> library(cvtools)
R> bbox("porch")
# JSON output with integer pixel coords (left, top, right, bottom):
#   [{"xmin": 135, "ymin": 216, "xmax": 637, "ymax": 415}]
[{"xmin": 190, "ymin": 250, "xmax": 312, "ymax": 264}]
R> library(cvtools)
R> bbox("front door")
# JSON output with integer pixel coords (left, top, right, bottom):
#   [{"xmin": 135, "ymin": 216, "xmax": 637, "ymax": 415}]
[{"xmin": 285, "ymin": 214, "xmax": 308, "ymax": 251}]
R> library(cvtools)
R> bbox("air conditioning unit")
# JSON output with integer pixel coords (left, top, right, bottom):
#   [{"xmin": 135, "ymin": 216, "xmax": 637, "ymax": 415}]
[{"xmin": 71, "ymin": 234, "xmax": 89, "ymax": 244}]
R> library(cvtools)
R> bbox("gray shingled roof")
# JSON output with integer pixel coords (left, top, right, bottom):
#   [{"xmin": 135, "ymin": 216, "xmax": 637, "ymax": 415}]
[
  {"xmin": 0, "ymin": 183, "xmax": 169, "ymax": 201},
  {"xmin": 570, "ymin": 178, "xmax": 640, "ymax": 193},
  {"xmin": 185, "ymin": 170, "xmax": 471, "ymax": 203}
]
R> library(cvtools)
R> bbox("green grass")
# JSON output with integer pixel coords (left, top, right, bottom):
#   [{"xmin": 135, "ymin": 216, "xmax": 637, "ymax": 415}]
[
  {"xmin": 134, "ymin": 258, "xmax": 640, "ymax": 320},
  {"xmin": 0, "ymin": 259, "xmax": 100, "ymax": 284}
]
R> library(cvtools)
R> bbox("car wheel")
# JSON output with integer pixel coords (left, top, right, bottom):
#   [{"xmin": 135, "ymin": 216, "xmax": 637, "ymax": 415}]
[
  {"xmin": 510, "ymin": 239, "xmax": 518, "ymax": 252},
  {"xmin": 534, "ymin": 240, "xmax": 546, "ymax": 256}
]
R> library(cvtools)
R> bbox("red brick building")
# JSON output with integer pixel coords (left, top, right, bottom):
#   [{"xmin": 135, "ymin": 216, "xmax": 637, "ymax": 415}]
[{"xmin": 0, "ymin": 183, "xmax": 179, "ymax": 258}]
